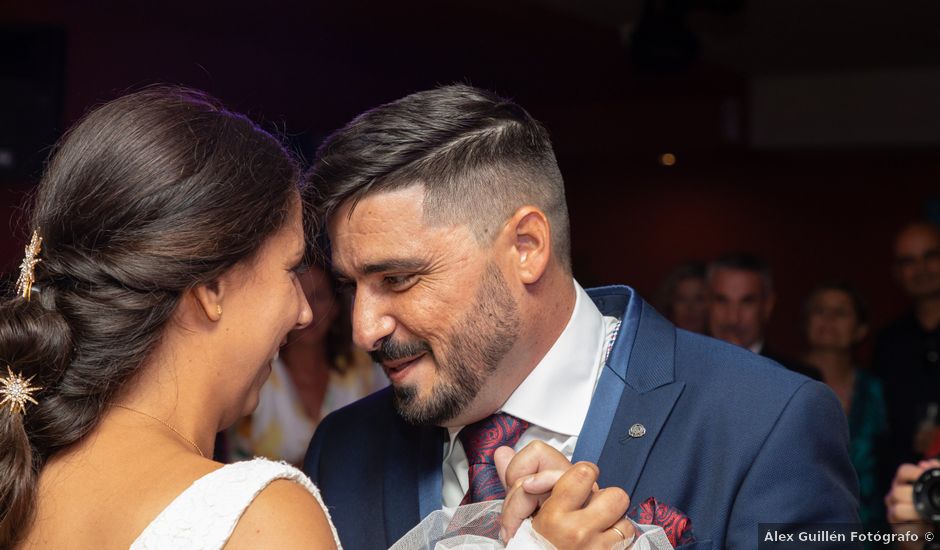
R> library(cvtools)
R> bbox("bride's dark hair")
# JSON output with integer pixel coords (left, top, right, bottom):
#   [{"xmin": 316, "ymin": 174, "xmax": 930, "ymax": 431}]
[{"xmin": 0, "ymin": 86, "xmax": 304, "ymax": 546}]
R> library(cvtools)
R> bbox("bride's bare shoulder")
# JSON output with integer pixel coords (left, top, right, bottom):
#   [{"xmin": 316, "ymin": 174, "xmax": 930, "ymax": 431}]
[
  {"xmin": 226, "ymin": 478, "xmax": 338, "ymax": 550},
  {"xmin": 24, "ymin": 448, "xmax": 221, "ymax": 549}
]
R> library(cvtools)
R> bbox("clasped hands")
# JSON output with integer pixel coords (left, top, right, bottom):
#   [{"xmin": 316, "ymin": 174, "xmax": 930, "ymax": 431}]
[{"xmin": 494, "ymin": 441, "xmax": 636, "ymax": 550}]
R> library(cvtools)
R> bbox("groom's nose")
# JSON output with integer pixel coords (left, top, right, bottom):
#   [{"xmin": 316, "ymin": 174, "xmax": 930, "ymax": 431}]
[{"xmin": 351, "ymin": 287, "xmax": 395, "ymax": 352}]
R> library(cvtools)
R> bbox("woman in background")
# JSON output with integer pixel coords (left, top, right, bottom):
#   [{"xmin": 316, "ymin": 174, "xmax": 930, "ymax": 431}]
[
  {"xmin": 227, "ymin": 264, "xmax": 385, "ymax": 466},
  {"xmin": 655, "ymin": 261, "xmax": 708, "ymax": 334},
  {"xmin": 802, "ymin": 282, "xmax": 888, "ymax": 528}
]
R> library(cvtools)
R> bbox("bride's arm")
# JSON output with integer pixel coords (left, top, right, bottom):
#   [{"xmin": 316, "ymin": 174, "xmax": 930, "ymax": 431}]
[{"xmin": 226, "ymin": 479, "xmax": 339, "ymax": 550}]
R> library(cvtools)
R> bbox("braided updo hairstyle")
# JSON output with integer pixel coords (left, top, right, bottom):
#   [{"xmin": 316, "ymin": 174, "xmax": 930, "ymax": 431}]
[{"xmin": 0, "ymin": 86, "xmax": 304, "ymax": 546}]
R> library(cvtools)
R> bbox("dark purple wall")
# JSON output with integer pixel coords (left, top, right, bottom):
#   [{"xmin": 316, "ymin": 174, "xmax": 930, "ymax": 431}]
[{"xmin": 3, "ymin": 0, "xmax": 937, "ymax": 358}]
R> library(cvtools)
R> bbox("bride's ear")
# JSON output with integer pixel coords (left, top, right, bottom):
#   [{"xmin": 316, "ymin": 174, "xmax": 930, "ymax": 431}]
[{"xmin": 192, "ymin": 279, "xmax": 224, "ymax": 322}]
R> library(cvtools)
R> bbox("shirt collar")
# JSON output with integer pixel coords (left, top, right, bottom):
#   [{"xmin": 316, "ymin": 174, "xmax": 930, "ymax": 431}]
[{"xmin": 498, "ymin": 279, "xmax": 606, "ymax": 436}]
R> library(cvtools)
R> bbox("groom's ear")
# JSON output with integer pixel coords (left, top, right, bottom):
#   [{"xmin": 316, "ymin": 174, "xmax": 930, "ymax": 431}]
[{"xmin": 500, "ymin": 206, "xmax": 552, "ymax": 285}]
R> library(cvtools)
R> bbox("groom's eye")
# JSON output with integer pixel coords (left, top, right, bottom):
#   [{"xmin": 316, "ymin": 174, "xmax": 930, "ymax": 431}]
[{"xmin": 383, "ymin": 274, "xmax": 417, "ymax": 291}]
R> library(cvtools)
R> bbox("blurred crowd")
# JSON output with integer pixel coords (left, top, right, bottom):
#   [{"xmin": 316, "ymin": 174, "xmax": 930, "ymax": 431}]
[{"xmin": 655, "ymin": 221, "xmax": 940, "ymax": 535}]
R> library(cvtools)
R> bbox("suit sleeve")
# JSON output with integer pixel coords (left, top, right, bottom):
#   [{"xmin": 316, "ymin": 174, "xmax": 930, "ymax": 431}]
[
  {"xmin": 725, "ymin": 380, "xmax": 860, "ymax": 548},
  {"xmin": 303, "ymin": 411, "xmax": 333, "ymax": 484}
]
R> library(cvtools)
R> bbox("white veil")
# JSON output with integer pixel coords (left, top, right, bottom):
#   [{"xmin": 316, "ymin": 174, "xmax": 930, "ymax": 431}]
[{"xmin": 388, "ymin": 501, "xmax": 675, "ymax": 550}]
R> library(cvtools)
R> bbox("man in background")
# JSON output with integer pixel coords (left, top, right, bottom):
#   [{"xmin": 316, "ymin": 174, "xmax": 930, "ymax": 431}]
[
  {"xmin": 874, "ymin": 221, "xmax": 940, "ymax": 472},
  {"xmin": 707, "ymin": 252, "xmax": 820, "ymax": 379}
]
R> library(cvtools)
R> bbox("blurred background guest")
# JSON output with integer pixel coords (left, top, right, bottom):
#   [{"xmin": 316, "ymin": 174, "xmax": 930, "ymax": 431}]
[
  {"xmin": 802, "ymin": 282, "xmax": 887, "ymax": 528},
  {"xmin": 223, "ymin": 264, "xmax": 386, "ymax": 465},
  {"xmin": 655, "ymin": 261, "xmax": 708, "ymax": 334},
  {"xmin": 707, "ymin": 252, "xmax": 821, "ymax": 379},
  {"xmin": 873, "ymin": 221, "xmax": 940, "ymax": 472}
]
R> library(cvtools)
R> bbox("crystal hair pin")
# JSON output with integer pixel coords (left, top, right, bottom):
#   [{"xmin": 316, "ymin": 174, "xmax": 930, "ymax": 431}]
[
  {"xmin": 0, "ymin": 365, "xmax": 42, "ymax": 415},
  {"xmin": 15, "ymin": 230, "xmax": 43, "ymax": 301}
]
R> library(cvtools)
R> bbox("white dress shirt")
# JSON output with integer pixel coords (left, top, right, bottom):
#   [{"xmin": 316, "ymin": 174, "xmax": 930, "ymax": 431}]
[{"xmin": 441, "ymin": 279, "xmax": 620, "ymax": 508}]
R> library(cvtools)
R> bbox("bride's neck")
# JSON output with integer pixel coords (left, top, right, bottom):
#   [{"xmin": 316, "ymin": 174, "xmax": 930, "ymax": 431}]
[{"xmin": 114, "ymin": 345, "xmax": 221, "ymax": 459}]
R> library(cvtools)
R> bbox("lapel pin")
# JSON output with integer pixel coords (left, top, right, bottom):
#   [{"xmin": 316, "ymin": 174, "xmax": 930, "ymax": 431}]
[{"xmin": 619, "ymin": 423, "xmax": 648, "ymax": 443}]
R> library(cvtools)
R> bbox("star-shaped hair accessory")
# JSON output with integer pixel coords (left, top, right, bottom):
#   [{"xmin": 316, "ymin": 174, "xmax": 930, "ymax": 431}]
[
  {"xmin": 0, "ymin": 365, "xmax": 42, "ymax": 415},
  {"xmin": 15, "ymin": 230, "xmax": 43, "ymax": 301}
]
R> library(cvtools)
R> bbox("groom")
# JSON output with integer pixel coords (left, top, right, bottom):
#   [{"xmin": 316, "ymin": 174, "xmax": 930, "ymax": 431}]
[{"xmin": 303, "ymin": 85, "xmax": 859, "ymax": 549}]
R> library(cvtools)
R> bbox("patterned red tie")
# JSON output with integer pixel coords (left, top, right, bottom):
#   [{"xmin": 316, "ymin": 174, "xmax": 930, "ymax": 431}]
[{"xmin": 459, "ymin": 413, "xmax": 531, "ymax": 504}]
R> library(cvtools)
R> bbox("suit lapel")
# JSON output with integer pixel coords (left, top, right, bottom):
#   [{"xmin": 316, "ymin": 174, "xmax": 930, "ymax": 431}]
[
  {"xmin": 383, "ymin": 420, "xmax": 444, "ymax": 545},
  {"xmin": 573, "ymin": 287, "xmax": 642, "ymax": 464},
  {"xmin": 597, "ymin": 380, "xmax": 685, "ymax": 496},
  {"xmin": 417, "ymin": 425, "xmax": 445, "ymax": 519},
  {"xmin": 583, "ymin": 295, "xmax": 685, "ymax": 496}
]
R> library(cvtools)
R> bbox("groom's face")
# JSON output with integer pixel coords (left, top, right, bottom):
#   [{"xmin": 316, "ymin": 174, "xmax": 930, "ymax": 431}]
[{"xmin": 329, "ymin": 186, "xmax": 521, "ymax": 426}]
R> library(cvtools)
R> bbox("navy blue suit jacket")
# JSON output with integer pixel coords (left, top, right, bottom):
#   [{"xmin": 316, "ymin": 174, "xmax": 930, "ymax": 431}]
[{"xmin": 304, "ymin": 286, "xmax": 860, "ymax": 549}]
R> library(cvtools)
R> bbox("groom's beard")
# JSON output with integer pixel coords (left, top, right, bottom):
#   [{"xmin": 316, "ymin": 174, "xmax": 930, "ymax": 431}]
[{"xmin": 370, "ymin": 263, "xmax": 521, "ymax": 426}]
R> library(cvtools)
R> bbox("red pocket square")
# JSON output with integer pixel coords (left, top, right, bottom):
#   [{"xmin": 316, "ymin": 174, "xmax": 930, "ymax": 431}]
[{"xmin": 628, "ymin": 497, "xmax": 695, "ymax": 546}]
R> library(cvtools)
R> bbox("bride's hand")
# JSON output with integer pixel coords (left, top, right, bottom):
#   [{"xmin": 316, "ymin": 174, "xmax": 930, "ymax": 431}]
[
  {"xmin": 496, "ymin": 441, "xmax": 575, "ymax": 540},
  {"xmin": 530, "ymin": 461, "xmax": 635, "ymax": 549},
  {"xmin": 497, "ymin": 441, "xmax": 633, "ymax": 548}
]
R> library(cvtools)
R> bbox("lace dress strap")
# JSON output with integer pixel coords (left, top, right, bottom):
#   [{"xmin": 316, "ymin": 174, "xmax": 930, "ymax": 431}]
[{"xmin": 130, "ymin": 457, "xmax": 341, "ymax": 550}]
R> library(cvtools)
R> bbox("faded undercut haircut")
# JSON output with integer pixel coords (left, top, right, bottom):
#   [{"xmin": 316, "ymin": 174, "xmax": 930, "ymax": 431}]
[{"xmin": 306, "ymin": 84, "xmax": 572, "ymax": 272}]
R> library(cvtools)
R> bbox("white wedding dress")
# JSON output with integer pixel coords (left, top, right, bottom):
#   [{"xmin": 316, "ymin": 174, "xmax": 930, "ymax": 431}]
[
  {"xmin": 129, "ymin": 458, "xmax": 342, "ymax": 549},
  {"xmin": 128, "ymin": 457, "xmax": 671, "ymax": 550}
]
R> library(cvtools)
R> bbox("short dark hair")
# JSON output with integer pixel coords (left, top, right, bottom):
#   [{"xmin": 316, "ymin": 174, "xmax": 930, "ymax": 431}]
[
  {"xmin": 306, "ymin": 84, "xmax": 571, "ymax": 271},
  {"xmin": 706, "ymin": 252, "xmax": 773, "ymax": 294}
]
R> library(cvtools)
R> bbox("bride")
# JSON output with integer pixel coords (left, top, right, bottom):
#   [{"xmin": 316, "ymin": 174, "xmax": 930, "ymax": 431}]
[{"xmin": 0, "ymin": 87, "xmax": 637, "ymax": 549}]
